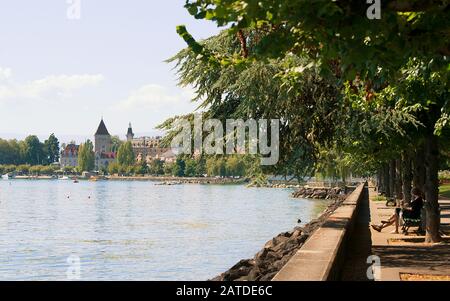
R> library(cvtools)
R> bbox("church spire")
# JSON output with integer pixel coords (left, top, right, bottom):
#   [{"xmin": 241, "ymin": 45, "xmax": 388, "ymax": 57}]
[{"xmin": 127, "ymin": 122, "xmax": 134, "ymax": 141}]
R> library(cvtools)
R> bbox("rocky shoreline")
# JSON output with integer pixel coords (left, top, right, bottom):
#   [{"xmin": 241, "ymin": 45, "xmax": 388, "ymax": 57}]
[
  {"xmin": 210, "ymin": 197, "xmax": 346, "ymax": 281},
  {"xmin": 292, "ymin": 186, "xmax": 346, "ymax": 200}
]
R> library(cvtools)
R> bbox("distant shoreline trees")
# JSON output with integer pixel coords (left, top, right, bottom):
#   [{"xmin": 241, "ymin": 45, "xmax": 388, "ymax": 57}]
[{"xmin": 0, "ymin": 134, "xmax": 60, "ymax": 166}]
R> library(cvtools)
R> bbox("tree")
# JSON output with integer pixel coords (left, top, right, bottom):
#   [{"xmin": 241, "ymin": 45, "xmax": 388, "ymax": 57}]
[
  {"xmin": 78, "ymin": 140, "xmax": 95, "ymax": 172},
  {"xmin": 0, "ymin": 139, "xmax": 22, "ymax": 164},
  {"xmin": 172, "ymin": 158, "xmax": 186, "ymax": 177},
  {"xmin": 164, "ymin": 162, "xmax": 175, "ymax": 175},
  {"xmin": 176, "ymin": 0, "xmax": 449, "ymax": 243},
  {"xmin": 108, "ymin": 161, "xmax": 120, "ymax": 175},
  {"xmin": 135, "ymin": 159, "xmax": 149, "ymax": 175},
  {"xmin": 111, "ymin": 136, "xmax": 124, "ymax": 153},
  {"xmin": 226, "ymin": 156, "xmax": 245, "ymax": 177},
  {"xmin": 117, "ymin": 142, "xmax": 135, "ymax": 166},
  {"xmin": 44, "ymin": 133, "xmax": 60, "ymax": 164},
  {"xmin": 149, "ymin": 159, "xmax": 164, "ymax": 175},
  {"xmin": 24, "ymin": 135, "xmax": 45, "ymax": 165},
  {"xmin": 184, "ymin": 159, "xmax": 198, "ymax": 177},
  {"xmin": 16, "ymin": 164, "xmax": 31, "ymax": 175}
]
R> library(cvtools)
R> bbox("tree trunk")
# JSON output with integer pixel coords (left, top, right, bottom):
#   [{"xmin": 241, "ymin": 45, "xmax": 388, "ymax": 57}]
[
  {"xmin": 413, "ymin": 146, "xmax": 426, "ymax": 193},
  {"xmin": 382, "ymin": 164, "xmax": 390, "ymax": 197},
  {"xmin": 424, "ymin": 132, "xmax": 441, "ymax": 243},
  {"xmin": 395, "ymin": 159, "xmax": 403, "ymax": 200},
  {"xmin": 376, "ymin": 169, "xmax": 383, "ymax": 193},
  {"xmin": 402, "ymin": 152, "xmax": 412, "ymax": 203},
  {"xmin": 389, "ymin": 160, "xmax": 396, "ymax": 199}
]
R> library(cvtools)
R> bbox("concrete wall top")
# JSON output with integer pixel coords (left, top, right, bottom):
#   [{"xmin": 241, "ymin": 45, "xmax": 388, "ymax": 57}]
[{"xmin": 272, "ymin": 183, "xmax": 366, "ymax": 281}]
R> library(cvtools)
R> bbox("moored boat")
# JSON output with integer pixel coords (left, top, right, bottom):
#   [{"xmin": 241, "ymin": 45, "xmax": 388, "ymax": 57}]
[{"xmin": 2, "ymin": 173, "xmax": 15, "ymax": 180}]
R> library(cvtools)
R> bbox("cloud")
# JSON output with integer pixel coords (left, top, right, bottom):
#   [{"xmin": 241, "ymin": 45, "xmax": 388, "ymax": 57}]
[
  {"xmin": 114, "ymin": 84, "xmax": 196, "ymax": 111},
  {"xmin": 0, "ymin": 70, "xmax": 104, "ymax": 101},
  {"xmin": 0, "ymin": 67, "xmax": 12, "ymax": 81}
]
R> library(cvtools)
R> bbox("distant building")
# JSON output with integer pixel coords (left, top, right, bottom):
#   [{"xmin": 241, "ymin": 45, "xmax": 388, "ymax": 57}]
[
  {"xmin": 126, "ymin": 123, "xmax": 175, "ymax": 163},
  {"xmin": 94, "ymin": 119, "xmax": 116, "ymax": 170},
  {"xmin": 60, "ymin": 144, "xmax": 79, "ymax": 168},
  {"xmin": 59, "ymin": 119, "xmax": 117, "ymax": 171}
]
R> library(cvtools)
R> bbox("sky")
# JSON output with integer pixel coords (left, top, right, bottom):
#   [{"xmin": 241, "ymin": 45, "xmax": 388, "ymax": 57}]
[{"xmin": 0, "ymin": 1, "xmax": 221, "ymax": 143}]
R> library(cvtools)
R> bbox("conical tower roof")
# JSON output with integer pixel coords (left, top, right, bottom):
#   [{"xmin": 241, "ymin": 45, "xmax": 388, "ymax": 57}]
[
  {"xmin": 127, "ymin": 122, "xmax": 134, "ymax": 136},
  {"xmin": 95, "ymin": 119, "xmax": 110, "ymax": 136}
]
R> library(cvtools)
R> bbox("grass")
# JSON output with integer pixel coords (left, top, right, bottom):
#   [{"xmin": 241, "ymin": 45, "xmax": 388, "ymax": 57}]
[
  {"xmin": 373, "ymin": 195, "xmax": 387, "ymax": 202},
  {"xmin": 439, "ymin": 184, "xmax": 450, "ymax": 199}
]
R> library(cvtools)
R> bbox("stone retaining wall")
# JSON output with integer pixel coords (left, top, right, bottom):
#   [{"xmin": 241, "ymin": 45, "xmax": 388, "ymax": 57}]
[{"xmin": 272, "ymin": 182, "xmax": 367, "ymax": 281}]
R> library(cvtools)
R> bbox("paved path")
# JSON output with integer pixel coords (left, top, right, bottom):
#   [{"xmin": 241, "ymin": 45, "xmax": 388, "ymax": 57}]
[
  {"xmin": 340, "ymin": 187, "xmax": 373, "ymax": 281},
  {"xmin": 369, "ymin": 189, "xmax": 450, "ymax": 280}
]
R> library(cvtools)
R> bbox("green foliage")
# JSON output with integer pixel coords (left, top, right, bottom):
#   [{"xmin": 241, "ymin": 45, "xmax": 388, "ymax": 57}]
[
  {"xmin": 184, "ymin": 158, "xmax": 198, "ymax": 177},
  {"xmin": 164, "ymin": 162, "xmax": 175, "ymax": 175},
  {"xmin": 373, "ymin": 196, "xmax": 387, "ymax": 203},
  {"xmin": 149, "ymin": 159, "xmax": 165, "ymax": 175},
  {"xmin": 439, "ymin": 170, "xmax": 450, "ymax": 182},
  {"xmin": 0, "ymin": 134, "xmax": 61, "ymax": 166},
  {"xmin": 135, "ymin": 160, "xmax": 149, "ymax": 175},
  {"xmin": 172, "ymin": 158, "xmax": 186, "ymax": 177},
  {"xmin": 0, "ymin": 164, "xmax": 17, "ymax": 174},
  {"xmin": 43, "ymin": 134, "xmax": 60, "ymax": 164},
  {"xmin": 0, "ymin": 139, "xmax": 25, "ymax": 165},
  {"xmin": 117, "ymin": 142, "xmax": 135, "ymax": 166},
  {"xmin": 15, "ymin": 164, "xmax": 31, "ymax": 175},
  {"xmin": 108, "ymin": 161, "xmax": 120, "ymax": 175},
  {"xmin": 77, "ymin": 140, "xmax": 95, "ymax": 172},
  {"xmin": 180, "ymin": 0, "xmax": 449, "ymax": 82},
  {"xmin": 439, "ymin": 184, "xmax": 450, "ymax": 199},
  {"xmin": 111, "ymin": 136, "xmax": 124, "ymax": 153},
  {"xmin": 24, "ymin": 135, "xmax": 45, "ymax": 165}
]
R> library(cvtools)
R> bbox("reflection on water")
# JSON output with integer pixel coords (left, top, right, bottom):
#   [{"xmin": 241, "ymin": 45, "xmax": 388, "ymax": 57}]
[{"xmin": 0, "ymin": 180, "xmax": 329, "ymax": 280}]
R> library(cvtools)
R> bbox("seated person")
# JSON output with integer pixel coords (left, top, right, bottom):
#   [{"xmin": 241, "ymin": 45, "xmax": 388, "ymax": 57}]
[{"xmin": 371, "ymin": 187, "xmax": 424, "ymax": 234}]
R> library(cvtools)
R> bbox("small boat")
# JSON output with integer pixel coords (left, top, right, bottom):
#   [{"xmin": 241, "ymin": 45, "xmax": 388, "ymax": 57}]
[
  {"xmin": 59, "ymin": 176, "xmax": 70, "ymax": 180},
  {"xmin": 2, "ymin": 173, "xmax": 14, "ymax": 180}
]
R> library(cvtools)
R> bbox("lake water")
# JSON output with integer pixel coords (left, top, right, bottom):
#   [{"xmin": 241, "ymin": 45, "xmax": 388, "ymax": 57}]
[{"xmin": 0, "ymin": 180, "xmax": 328, "ymax": 280}]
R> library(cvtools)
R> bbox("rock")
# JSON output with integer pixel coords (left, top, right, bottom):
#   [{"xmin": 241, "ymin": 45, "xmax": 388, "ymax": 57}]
[
  {"xmin": 213, "ymin": 195, "xmax": 347, "ymax": 282},
  {"xmin": 210, "ymin": 275, "xmax": 224, "ymax": 281},
  {"xmin": 291, "ymin": 228, "xmax": 302, "ymax": 239},
  {"xmin": 259, "ymin": 272, "xmax": 278, "ymax": 282},
  {"xmin": 247, "ymin": 267, "xmax": 261, "ymax": 281},
  {"xmin": 312, "ymin": 189, "xmax": 327, "ymax": 199}
]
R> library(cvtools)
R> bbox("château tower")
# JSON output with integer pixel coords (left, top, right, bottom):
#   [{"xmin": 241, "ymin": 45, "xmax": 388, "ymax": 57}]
[{"xmin": 94, "ymin": 118, "xmax": 112, "ymax": 153}]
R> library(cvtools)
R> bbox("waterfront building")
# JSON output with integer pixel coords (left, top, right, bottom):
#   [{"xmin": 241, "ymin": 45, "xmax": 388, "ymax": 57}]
[
  {"xmin": 126, "ymin": 123, "xmax": 175, "ymax": 163},
  {"xmin": 59, "ymin": 119, "xmax": 117, "ymax": 170},
  {"xmin": 94, "ymin": 119, "xmax": 116, "ymax": 170},
  {"xmin": 60, "ymin": 144, "xmax": 79, "ymax": 168}
]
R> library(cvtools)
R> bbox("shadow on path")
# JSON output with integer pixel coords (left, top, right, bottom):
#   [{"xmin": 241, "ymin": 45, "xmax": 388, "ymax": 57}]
[{"xmin": 340, "ymin": 187, "xmax": 373, "ymax": 281}]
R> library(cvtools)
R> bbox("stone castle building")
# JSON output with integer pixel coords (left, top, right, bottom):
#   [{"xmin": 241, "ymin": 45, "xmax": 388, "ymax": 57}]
[
  {"xmin": 126, "ymin": 123, "xmax": 175, "ymax": 163},
  {"xmin": 94, "ymin": 119, "xmax": 116, "ymax": 170},
  {"xmin": 60, "ymin": 119, "xmax": 116, "ymax": 170},
  {"xmin": 60, "ymin": 120, "xmax": 175, "ymax": 170}
]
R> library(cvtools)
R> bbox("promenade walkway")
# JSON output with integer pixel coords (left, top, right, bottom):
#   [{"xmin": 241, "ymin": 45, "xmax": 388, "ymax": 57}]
[{"xmin": 342, "ymin": 187, "xmax": 450, "ymax": 281}]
